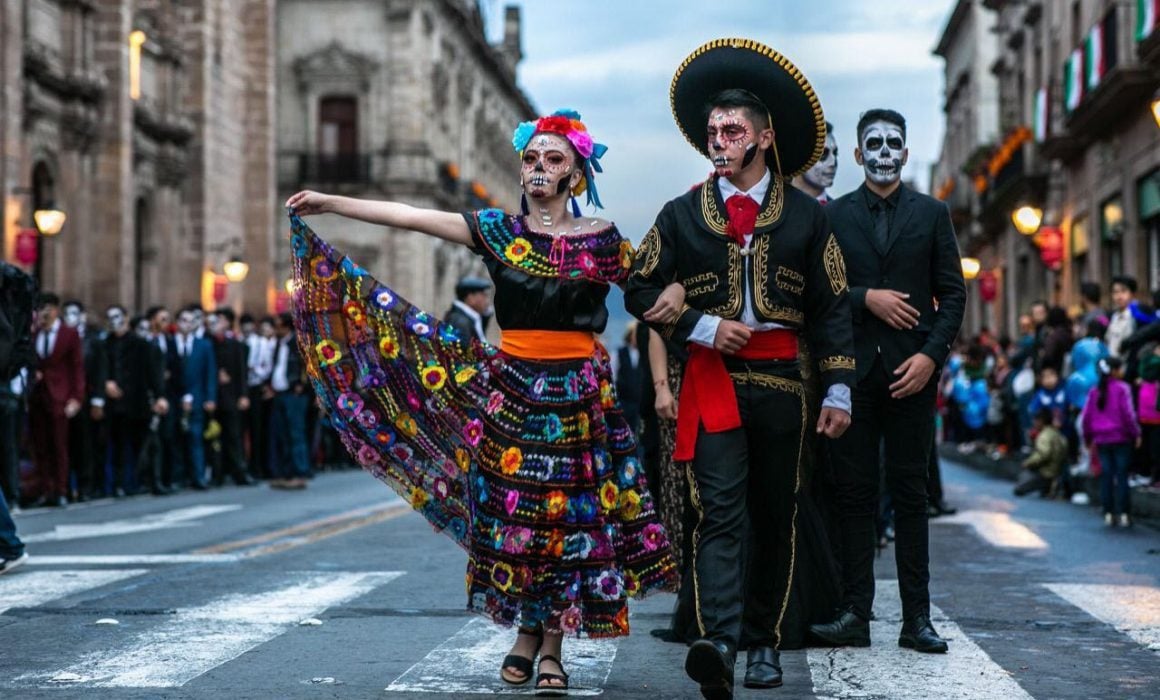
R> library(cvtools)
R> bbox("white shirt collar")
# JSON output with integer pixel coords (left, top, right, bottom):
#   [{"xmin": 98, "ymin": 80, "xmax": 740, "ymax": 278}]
[
  {"xmin": 719, "ymin": 168, "xmax": 771, "ymax": 204},
  {"xmin": 43, "ymin": 318, "xmax": 61, "ymax": 335},
  {"xmin": 452, "ymin": 300, "xmax": 482, "ymax": 323}
]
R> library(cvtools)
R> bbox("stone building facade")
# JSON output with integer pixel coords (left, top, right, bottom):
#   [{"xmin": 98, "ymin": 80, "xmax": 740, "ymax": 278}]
[
  {"xmin": 276, "ymin": 0, "xmax": 534, "ymax": 317},
  {"xmin": 0, "ymin": 0, "xmax": 278, "ymax": 314},
  {"xmin": 936, "ymin": 0, "xmax": 1160, "ymax": 337}
]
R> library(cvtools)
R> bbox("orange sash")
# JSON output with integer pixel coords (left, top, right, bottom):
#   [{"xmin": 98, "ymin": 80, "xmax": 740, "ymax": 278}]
[{"xmin": 500, "ymin": 330, "xmax": 597, "ymax": 361}]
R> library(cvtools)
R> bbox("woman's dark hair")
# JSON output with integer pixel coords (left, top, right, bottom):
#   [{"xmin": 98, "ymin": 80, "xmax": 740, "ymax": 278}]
[
  {"xmin": 1034, "ymin": 408, "xmax": 1054, "ymax": 426},
  {"xmin": 1096, "ymin": 357, "xmax": 1124, "ymax": 411},
  {"xmin": 1086, "ymin": 320, "xmax": 1106, "ymax": 339},
  {"xmin": 1080, "ymin": 281, "xmax": 1102, "ymax": 305},
  {"xmin": 704, "ymin": 89, "xmax": 771, "ymax": 131},
  {"xmin": 1046, "ymin": 306, "xmax": 1070, "ymax": 328}
]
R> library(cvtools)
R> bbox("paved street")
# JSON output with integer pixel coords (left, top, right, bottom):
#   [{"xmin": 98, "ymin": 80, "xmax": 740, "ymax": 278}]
[{"xmin": 1, "ymin": 459, "xmax": 1157, "ymax": 699}]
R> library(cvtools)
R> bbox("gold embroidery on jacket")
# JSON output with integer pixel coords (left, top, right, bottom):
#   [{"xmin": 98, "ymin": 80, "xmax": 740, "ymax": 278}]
[
  {"xmin": 699, "ymin": 176, "xmax": 785, "ymax": 236},
  {"xmin": 819, "ymin": 356, "xmax": 856, "ymax": 372},
  {"xmin": 824, "ymin": 233, "xmax": 848, "ymax": 295},
  {"xmin": 633, "ymin": 225, "xmax": 662, "ymax": 278},
  {"xmin": 684, "ymin": 271, "xmax": 719, "ymax": 299},
  {"xmin": 775, "ymin": 266, "xmax": 805, "ymax": 295},
  {"xmin": 704, "ymin": 247, "xmax": 742, "ymax": 317}
]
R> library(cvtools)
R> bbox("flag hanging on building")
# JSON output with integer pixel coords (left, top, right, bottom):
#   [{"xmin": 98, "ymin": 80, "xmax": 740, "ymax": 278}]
[
  {"xmin": 1086, "ymin": 20, "xmax": 1105, "ymax": 90},
  {"xmin": 1033, "ymin": 87, "xmax": 1050, "ymax": 142},
  {"xmin": 1139, "ymin": 0, "xmax": 1159, "ymax": 41},
  {"xmin": 1064, "ymin": 48, "xmax": 1085, "ymax": 113}
]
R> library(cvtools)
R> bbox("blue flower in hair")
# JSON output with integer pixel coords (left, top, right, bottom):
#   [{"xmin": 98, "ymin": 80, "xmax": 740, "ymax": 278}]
[
  {"xmin": 512, "ymin": 121, "xmax": 537, "ymax": 153},
  {"xmin": 552, "ymin": 108, "xmax": 583, "ymax": 120}
]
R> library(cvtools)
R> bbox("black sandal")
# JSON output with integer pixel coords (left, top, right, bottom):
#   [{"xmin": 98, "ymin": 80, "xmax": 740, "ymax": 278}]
[
  {"xmin": 535, "ymin": 654, "xmax": 570, "ymax": 696},
  {"xmin": 500, "ymin": 627, "xmax": 543, "ymax": 686}
]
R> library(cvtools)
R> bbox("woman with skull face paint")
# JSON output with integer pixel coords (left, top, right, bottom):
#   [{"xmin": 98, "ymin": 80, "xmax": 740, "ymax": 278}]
[
  {"xmin": 286, "ymin": 109, "xmax": 680, "ymax": 694},
  {"xmin": 810, "ymin": 109, "xmax": 966, "ymax": 655}
]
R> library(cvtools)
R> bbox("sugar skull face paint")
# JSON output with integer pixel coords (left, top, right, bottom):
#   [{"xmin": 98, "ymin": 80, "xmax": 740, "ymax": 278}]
[
  {"xmin": 62, "ymin": 303, "xmax": 84, "ymax": 329},
  {"xmin": 857, "ymin": 120, "xmax": 907, "ymax": 186},
  {"xmin": 706, "ymin": 107, "xmax": 766, "ymax": 179},
  {"xmin": 134, "ymin": 317, "xmax": 152, "ymax": 338},
  {"xmin": 106, "ymin": 307, "xmax": 128, "ymax": 334},
  {"xmin": 520, "ymin": 133, "xmax": 579, "ymax": 201},
  {"xmin": 803, "ymin": 131, "xmax": 838, "ymax": 191}
]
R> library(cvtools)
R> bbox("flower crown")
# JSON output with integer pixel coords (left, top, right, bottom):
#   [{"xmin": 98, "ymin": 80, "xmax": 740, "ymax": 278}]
[{"xmin": 512, "ymin": 108, "xmax": 608, "ymax": 209}]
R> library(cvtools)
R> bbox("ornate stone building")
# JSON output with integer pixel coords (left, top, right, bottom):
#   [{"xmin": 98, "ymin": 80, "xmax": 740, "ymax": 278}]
[
  {"xmin": 275, "ymin": 0, "xmax": 534, "ymax": 315},
  {"xmin": 1, "ymin": 0, "xmax": 277, "ymax": 313}
]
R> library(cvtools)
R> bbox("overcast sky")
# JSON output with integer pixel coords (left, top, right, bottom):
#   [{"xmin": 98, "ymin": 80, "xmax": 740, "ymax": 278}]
[{"xmin": 485, "ymin": 0, "xmax": 954, "ymax": 245}]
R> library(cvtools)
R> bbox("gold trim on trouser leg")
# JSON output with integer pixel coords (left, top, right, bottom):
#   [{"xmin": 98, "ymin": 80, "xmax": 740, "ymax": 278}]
[
  {"xmin": 729, "ymin": 372, "xmax": 805, "ymax": 650},
  {"xmin": 685, "ymin": 460, "xmax": 708, "ymax": 637}
]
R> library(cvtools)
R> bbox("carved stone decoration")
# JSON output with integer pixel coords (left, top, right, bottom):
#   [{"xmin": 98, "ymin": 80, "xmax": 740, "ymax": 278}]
[{"xmin": 293, "ymin": 42, "xmax": 379, "ymax": 94}]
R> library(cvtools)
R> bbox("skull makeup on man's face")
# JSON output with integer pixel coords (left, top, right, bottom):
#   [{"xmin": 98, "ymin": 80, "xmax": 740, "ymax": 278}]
[
  {"xmin": 106, "ymin": 307, "xmax": 128, "ymax": 334},
  {"xmin": 191, "ymin": 308, "xmax": 205, "ymax": 331},
  {"xmin": 803, "ymin": 131, "xmax": 838, "ymax": 191},
  {"xmin": 135, "ymin": 318, "xmax": 152, "ymax": 338},
  {"xmin": 858, "ymin": 120, "xmax": 907, "ymax": 185},
  {"xmin": 177, "ymin": 311, "xmax": 198, "ymax": 336},
  {"xmin": 706, "ymin": 107, "xmax": 764, "ymax": 179},
  {"xmin": 62, "ymin": 303, "xmax": 84, "ymax": 329},
  {"xmin": 520, "ymin": 133, "xmax": 578, "ymax": 201}
]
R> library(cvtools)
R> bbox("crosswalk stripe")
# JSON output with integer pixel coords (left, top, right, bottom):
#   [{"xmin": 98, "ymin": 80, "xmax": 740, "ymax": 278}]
[
  {"xmin": 385, "ymin": 617, "xmax": 616, "ymax": 696},
  {"xmin": 22, "ymin": 505, "xmax": 244, "ymax": 543},
  {"xmin": 806, "ymin": 580, "xmax": 1033, "ymax": 699},
  {"xmin": 0, "ymin": 570, "xmax": 148, "ymax": 615},
  {"xmin": 1044, "ymin": 583, "xmax": 1160, "ymax": 653},
  {"xmin": 26, "ymin": 554, "xmax": 243, "ymax": 565},
  {"xmin": 16, "ymin": 571, "xmax": 404, "ymax": 688},
  {"xmin": 932, "ymin": 509, "xmax": 1048, "ymax": 550}
]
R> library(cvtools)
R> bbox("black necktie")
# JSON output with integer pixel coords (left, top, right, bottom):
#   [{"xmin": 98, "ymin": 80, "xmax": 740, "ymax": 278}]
[{"xmin": 873, "ymin": 200, "xmax": 890, "ymax": 247}]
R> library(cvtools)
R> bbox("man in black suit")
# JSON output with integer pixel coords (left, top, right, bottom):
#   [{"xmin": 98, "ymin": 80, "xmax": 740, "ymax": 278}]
[
  {"xmin": 207, "ymin": 309, "xmax": 254, "ymax": 486},
  {"xmin": 809, "ymin": 109, "xmax": 965, "ymax": 654},
  {"xmin": 442, "ymin": 276, "xmax": 492, "ymax": 344},
  {"xmin": 63, "ymin": 300, "xmax": 108, "ymax": 500}
]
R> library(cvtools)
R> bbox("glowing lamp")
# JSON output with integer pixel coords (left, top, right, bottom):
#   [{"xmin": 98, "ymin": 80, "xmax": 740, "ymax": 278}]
[
  {"xmin": 223, "ymin": 257, "xmax": 250, "ymax": 282},
  {"xmin": 33, "ymin": 209, "xmax": 67, "ymax": 236},
  {"xmin": 1011, "ymin": 206, "xmax": 1043, "ymax": 235},
  {"xmin": 1151, "ymin": 88, "xmax": 1160, "ymax": 129},
  {"xmin": 285, "ymin": 278, "xmax": 296, "ymax": 294},
  {"xmin": 961, "ymin": 257, "xmax": 981, "ymax": 280}
]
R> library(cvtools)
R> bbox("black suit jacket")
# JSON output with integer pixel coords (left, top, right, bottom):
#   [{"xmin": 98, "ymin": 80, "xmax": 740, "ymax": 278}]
[
  {"xmin": 212, "ymin": 335, "xmax": 249, "ymax": 408},
  {"xmin": 829, "ymin": 183, "xmax": 966, "ymax": 384},
  {"xmin": 104, "ymin": 332, "xmax": 164, "ymax": 418},
  {"xmin": 80, "ymin": 328, "xmax": 108, "ymax": 404}
]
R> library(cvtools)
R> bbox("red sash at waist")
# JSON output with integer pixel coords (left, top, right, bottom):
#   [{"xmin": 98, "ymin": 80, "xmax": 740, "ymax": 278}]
[{"xmin": 673, "ymin": 329, "xmax": 799, "ymax": 461}]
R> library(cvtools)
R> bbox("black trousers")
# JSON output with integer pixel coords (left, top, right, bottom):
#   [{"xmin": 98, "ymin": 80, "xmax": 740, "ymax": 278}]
[
  {"xmin": 0, "ymin": 392, "xmax": 22, "ymax": 504},
  {"xmin": 108, "ymin": 412, "xmax": 151, "ymax": 491},
  {"xmin": 69, "ymin": 408, "xmax": 105, "ymax": 496},
  {"xmin": 689, "ymin": 368, "xmax": 803, "ymax": 650},
  {"xmin": 830, "ymin": 355, "xmax": 936, "ymax": 621},
  {"xmin": 213, "ymin": 409, "xmax": 250, "ymax": 484},
  {"xmin": 247, "ymin": 388, "xmax": 272, "ymax": 478}
]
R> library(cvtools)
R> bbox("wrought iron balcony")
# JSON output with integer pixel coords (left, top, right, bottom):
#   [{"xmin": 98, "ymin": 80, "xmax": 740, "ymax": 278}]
[{"xmin": 279, "ymin": 152, "xmax": 372, "ymax": 187}]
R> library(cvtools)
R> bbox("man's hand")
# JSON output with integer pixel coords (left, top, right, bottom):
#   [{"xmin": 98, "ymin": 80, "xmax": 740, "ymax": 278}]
[
  {"xmin": 714, "ymin": 320, "xmax": 752, "ymax": 355},
  {"xmin": 238, "ymin": 396, "xmax": 251, "ymax": 411},
  {"xmin": 105, "ymin": 380, "xmax": 124, "ymax": 400},
  {"xmin": 219, "ymin": 369, "xmax": 231, "ymax": 385},
  {"xmin": 91, "ymin": 405, "xmax": 104, "ymax": 421},
  {"xmin": 261, "ymin": 386, "xmax": 275, "ymax": 401},
  {"xmin": 182, "ymin": 397, "xmax": 193, "ymax": 413},
  {"xmin": 153, "ymin": 397, "xmax": 170, "ymax": 415},
  {"xmin": 816, "ymin": 407, "xmax": 851, "ymax": 438},
  {"xmin": 890, "ymin": 353, "xmax": 936, "ymax": 399},
  {"xmin": 204, "ymin": 401, "xmax": 216, "ymax": 414},
  {"xmin": 655, "ymin": 384, "xmax": 678, "ymax": 421},
  {"xmin": 64, "ymin": 399, "xmax": 81, "ymax": 419},
  {"xmin": 865, "ymin": 289, "xmax": 920, "ymax": 330},
  {"xmin": 643, "ymin": 283, "xmax": 686, "ymax": 325}
]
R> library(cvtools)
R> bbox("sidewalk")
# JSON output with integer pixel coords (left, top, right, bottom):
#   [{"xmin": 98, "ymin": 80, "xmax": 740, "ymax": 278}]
[{"xmin": 938, "ymin": 443, "xmax": 1160, "ymax": 522}]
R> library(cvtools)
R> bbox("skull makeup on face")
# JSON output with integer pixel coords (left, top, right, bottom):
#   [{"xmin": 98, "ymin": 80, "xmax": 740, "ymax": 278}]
[
  {"xmin": 62, "ymin": 303, "xmax": 84, "ymax": 329},
  {"xmin": 177, "ymin": 310, "xmax": 198, "ymax": 336},
  {"xmin": 706, "ymin": 107, "xmax": 765, "ymax": 179},
  {"xmin": 191, "ymin": 308, "xmax": 205, "ymax": 332},
  {"xmin": 858, "ymin": 119, "xmax": 907, "ymax": 186},
  {"xmin": 134, "ymin": 317, "xmax": 152, "ymax": 338},
  {"xmin": 803, "ymin": 127, "xmax": 838, "ymax": 192},
  {"xmin": 106, "ymin": 307, "xmax": 128, "ymax": 334},
  {"xmin": 520, "ymin": 133, "xmax": 579, "ymax": 201}
]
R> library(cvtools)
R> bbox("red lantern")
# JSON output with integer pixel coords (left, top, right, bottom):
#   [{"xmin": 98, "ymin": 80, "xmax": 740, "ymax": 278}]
[
  {"xmin": 212, "ymin": 274, "xmax": 228, "ymax": 303},
  {"xmin": 14, "ymin": 228, "xmax": 38, "ymax": 266},
  {"xmin": 274, "ymin": 291, "xmax": 291, "ymax": 314},
  {"xmin": 978, "ymin": 270, "xmax": 998, "ymax": 302},
  {"xmin": 1035, "ymin": 226, "xmax": 1064, "ymax": 270}
]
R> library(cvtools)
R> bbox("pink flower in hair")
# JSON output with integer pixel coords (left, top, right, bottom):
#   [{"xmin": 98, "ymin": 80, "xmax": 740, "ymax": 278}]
[{"xmin": 567, "ymin": 131, "xmax": 594, "ymax": 160}]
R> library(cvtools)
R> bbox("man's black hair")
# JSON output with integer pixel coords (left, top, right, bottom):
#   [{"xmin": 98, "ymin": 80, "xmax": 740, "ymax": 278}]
[
  {"xmin": 182, "ymin": 302, "xmax": 204, "ymax": 314},
  {"xmin": 37, "ymin": 292, "xmax": 61, "ymax": 308},
  {"xmin": 106, "ymin": 304, "xmax": 127, "ymax": 315},
  {"xmin": 856, "ymin": 109, "xmax": 907, "ymax": 143},
  {"xmin": 216, "ymin": 308, "xmax": 237, "ymax": 324},
  {"xmin": 1033, "ymin": 408, "xmax": 1054, "ymax": 425},
  {"xmin": 239, "ymin": 313, "xmax": 255, "ymax": 325},
  {"xmin": 277, "ymin": 312, "xmax": 293, "ymax": 328},
  {"xmin": 1111, "ymin": 275, "xmax": 1138, "ymax": 294},
  {"xmin": 145, "ymin": 305, "xmax": 167, "ymax": 320},
  {"xmin": 130, "ymin": 314, "xmax": 146, "ymax": 329},
  {"xmin": 825, "ymin": 121, "xmax": 835, "ymax": 135},
  {"xmin": 62, "ymin": 299, "xmax": 84, "ymax": 311},
  {"xmin": 704, "ymin": 89, "xmax": 772, "ymax": 131},
  {"xmin": 1080, "ymin": 281, "xmax": 1101, "ymax": 305}
]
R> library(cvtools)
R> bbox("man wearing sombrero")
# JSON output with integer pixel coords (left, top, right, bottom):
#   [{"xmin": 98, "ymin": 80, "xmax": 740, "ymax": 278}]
[{"xmin": 626, "ymin": 38, "xmax": 855, "ymax": 699}]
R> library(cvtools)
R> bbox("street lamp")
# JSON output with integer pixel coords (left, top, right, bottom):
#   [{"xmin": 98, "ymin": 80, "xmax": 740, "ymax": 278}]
[
  {"xmin": 33, "ymin": 208, "xmax": 66, "ymax": 236},
  {"xmin": 1151, "ymin": 88, "xmax": 1160, "ymax": 129},
  {"xmin": 961, "ymin": 257, "xmax": 981, "ymax": 280},
  {"xmin": 285, "ymin": 278, "xmax": 296, "ymax": 294},
  {"xmin": 223, "ymin": 257, "xmax": 249, "ymax": 282},
  {"xmin": 1011, "ymin": 206, "xmax": 1043, "ymax": 235}
]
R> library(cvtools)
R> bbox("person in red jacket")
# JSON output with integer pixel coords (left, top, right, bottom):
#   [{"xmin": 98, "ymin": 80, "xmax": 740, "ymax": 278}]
[{"xmin": 29, "ymin": 293, "xmax": 84, "ymax": 507}]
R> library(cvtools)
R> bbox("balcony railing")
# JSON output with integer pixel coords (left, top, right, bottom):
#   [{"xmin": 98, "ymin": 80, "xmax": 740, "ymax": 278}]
[{"xmin": 279, "ymin": 152, "xmax": 372, "ymax": 187}]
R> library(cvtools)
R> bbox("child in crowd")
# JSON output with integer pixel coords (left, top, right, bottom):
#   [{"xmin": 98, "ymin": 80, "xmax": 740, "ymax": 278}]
[
  {"xmin": 1081, "ymin": 358, "xmax": 1140, "ymax": 527},
  {"xmin": 1015, "ymin": 409, "xmax": 1068, "ymax": 498},
  {"xmin": 1028, "ymin": 367, "xmax": 1069, "ymax": 429}
]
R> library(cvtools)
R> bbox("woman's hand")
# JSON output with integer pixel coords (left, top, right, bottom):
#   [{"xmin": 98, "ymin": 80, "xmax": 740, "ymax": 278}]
[
  {"xmin": 655, "ymin": 383, "xmax": 678, "ymax": 421},
  {"xmin": 644, "ymin": 283, "xmax": 686, "ymax": 325},
  {"xmin": 286, "ymin": 190, "xmax": 335, "ymax": 216}
]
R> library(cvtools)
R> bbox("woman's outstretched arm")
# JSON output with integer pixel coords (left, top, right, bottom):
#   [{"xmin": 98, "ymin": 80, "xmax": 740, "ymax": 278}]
[{"xmin": 286, "ymin": 191, "xmax": 472, "ymax": 247}]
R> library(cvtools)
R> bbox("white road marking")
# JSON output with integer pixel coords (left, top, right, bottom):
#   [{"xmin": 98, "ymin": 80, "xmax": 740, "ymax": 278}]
[
  {"xmin": 27, "ymin": 554, "xmax": 243, "ymax": 565},
  {"xmin": 0, "ymin": 570, "xmax": 148, "ymax": 615},
  {"xmin": 386, "ymin": 617, "xmax": 617, "ymax": 696},
  {"xmin": 932, "ymin": 509, "xmax": 1048, "ymax": 550},
  {"xmin": 1044, "ymin": 583, "xmax": 1160, "ymax": 653},
  {"xmin": 807, "ymin": 580, "xmax": 1033, "ymax": 700},
  {"xmin": 22, "ymin": 505, "xmax": 244, "ymax": 543},
  {"xmin": 19, "ymin": 571, "xmax": 404, "ymax": 687}
]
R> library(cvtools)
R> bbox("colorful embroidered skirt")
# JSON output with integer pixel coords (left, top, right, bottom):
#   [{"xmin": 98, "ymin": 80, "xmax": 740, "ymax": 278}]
[{"xmin": 288, "ymin": 215, "xmax": 677, "ymax": 637}]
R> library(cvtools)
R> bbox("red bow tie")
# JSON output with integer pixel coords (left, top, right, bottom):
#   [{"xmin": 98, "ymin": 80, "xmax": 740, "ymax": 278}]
[{"xmin": 725, "ymin": 194, "xmax": 759, "ymax": 247}]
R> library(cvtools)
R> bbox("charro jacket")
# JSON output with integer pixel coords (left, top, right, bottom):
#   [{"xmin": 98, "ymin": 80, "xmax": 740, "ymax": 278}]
[{"xmin": 624, "ymin": 174, "xmax": 856, "ymax": 393}]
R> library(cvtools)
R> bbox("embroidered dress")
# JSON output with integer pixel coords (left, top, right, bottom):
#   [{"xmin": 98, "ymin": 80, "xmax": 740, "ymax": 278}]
[{"xmin": 288, "ymin": 209, "xmax": 676, "ymax": 638}]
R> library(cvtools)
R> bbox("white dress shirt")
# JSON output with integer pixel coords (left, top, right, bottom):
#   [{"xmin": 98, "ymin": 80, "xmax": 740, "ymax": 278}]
[
  {"xmin": 36, "ymin": 318, "xmax": 61, "ymax": 358},
  {"xmin": 270, "ymin": 336, "xmax": 292, "ymax": 392},
  {"xmin": 687, "ymin": 169, "xmax": 851, "ymax": 414},
  {"xmin": 247, "ymin": 334, "xmax": 276, "ymax": 387}
]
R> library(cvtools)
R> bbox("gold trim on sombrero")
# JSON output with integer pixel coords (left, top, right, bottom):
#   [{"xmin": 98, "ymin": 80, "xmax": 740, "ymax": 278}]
[{"xmin": 670, "ymin": 37, "xmax": 827, "ymax": 179}]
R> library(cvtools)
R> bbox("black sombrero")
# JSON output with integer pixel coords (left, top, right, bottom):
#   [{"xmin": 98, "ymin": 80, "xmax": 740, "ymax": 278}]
[{"xmin": 671, "ymin": 38, "xmax": 826, "ymax": 178}]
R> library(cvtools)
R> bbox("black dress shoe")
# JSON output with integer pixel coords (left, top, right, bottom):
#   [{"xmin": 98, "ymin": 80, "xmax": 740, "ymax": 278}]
[
  {"xmin": 685, "ymin": 639, "xmax": 734, "ymax": 700},
  {"xmin": 809, "ymin": 609, "xmax": 871, "ymax": 647},
  {"xmin": 151, "ymin": 485, "xmax": 173, "ymax": 496},
  {"xmin": 743, "ymin": 646, "xmax": 782, "ymax": 689},
  {"xmin": 53, "ymin": 495, "xmax": 68, "ymax": 508},
  {"xmin": 899, "ymin": 614, "xmax": 948, "ymax": 653},
  {"xmin": 235, "ymin": 475, "xmax": 257, "ymax": 486},
  {"xmin": 190, "ymin": 482, "xmax": 209, "ymax": 491}
]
